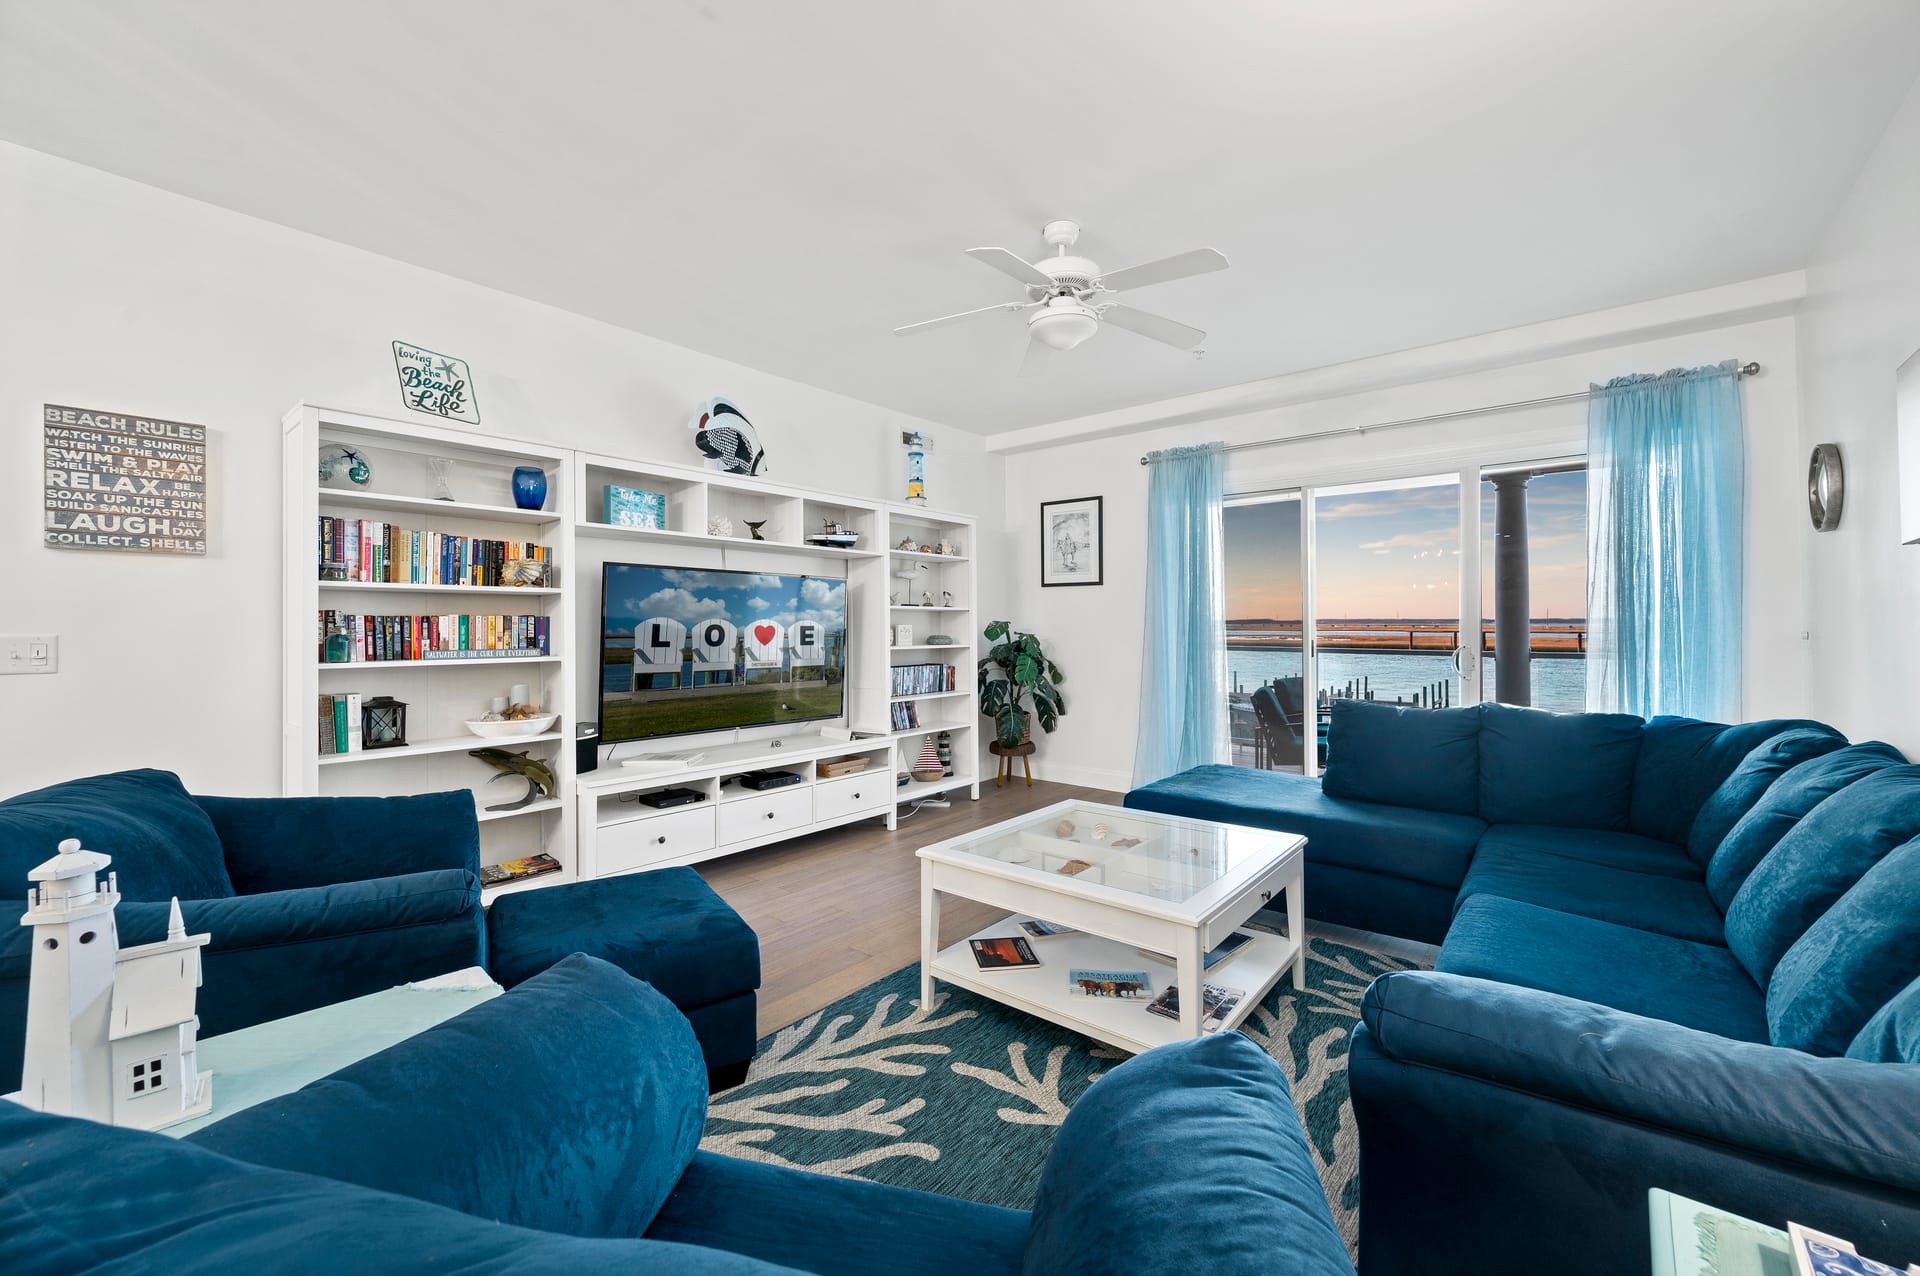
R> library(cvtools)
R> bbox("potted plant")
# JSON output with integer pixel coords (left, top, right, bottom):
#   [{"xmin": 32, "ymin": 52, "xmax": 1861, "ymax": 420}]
[{"xmin": 977, "ymin": 621, "xmax": 1066, "ymax": 748}]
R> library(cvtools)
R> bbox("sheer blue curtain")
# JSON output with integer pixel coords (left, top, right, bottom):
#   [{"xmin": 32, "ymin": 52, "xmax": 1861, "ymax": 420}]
[
  {"xmin": 1586, "ymin": 361, "xmax": 1744, "ymax": 721},
  {"xmin": 1133, "ymin": 442, "xmax": 1227, "ymax": 787}
]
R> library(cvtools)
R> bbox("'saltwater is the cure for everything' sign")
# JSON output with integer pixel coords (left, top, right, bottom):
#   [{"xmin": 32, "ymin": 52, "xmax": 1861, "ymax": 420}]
[{"xmin": 43, "ymin": 403, "xmax": 208, "ymax": 555}]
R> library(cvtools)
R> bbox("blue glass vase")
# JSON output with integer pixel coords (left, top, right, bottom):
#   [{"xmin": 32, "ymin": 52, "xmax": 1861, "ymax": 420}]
[{"xmin": 511, "ymin": 465, "xmax": 548, "ymax": 511}]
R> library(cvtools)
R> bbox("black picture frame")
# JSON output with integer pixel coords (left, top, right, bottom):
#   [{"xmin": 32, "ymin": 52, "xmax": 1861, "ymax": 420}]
[{"xmin": 1039, "ymin": 495, "xmax": 1103, "ymax": 587}]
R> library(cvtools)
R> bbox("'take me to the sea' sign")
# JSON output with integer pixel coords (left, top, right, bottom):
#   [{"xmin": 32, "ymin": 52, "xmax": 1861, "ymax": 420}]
[{"xmin": 43, "ymin": 403, "xmax": 208, "ymax": 555}]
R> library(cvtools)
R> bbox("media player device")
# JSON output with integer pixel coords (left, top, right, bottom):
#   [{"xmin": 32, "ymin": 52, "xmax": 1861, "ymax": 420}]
[
  {"xmin": 636, "ymin": 787, "xmax": 706, "ymax": 809},
  {"xmin": 738, "ymin": 769, "xmax": 805, "ymax": 791}
]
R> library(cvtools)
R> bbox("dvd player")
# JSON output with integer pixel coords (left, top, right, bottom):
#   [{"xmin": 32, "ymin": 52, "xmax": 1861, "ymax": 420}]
[
  {"xmin": 737, "ymin": 769, "xmax": 805, "ymax": 790},
  {"xmin": 636, "ymin": 787, "xmax": 706, "ymax": 808}
]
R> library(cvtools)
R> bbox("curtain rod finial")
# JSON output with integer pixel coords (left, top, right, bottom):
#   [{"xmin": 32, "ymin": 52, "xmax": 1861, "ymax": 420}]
[{"xmin": 1739, "ymin": 361, "xmax": 1761, "ymax": 377}]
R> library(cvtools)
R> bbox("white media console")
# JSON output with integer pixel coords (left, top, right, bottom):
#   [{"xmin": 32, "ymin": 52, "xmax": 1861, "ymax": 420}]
[{"xmin": 576, "ymin": 731, "xmax": 915, "ymax": 879}]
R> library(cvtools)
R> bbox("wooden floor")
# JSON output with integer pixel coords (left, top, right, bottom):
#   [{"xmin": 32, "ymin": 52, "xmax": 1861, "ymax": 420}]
[{"xmin": 698, "ymin": 779, "xmax": 1117, "ymax": 1034}]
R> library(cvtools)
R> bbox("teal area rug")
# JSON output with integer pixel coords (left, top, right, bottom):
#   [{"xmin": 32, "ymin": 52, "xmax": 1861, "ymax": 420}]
[{"xmin": 701, "ymin": 933, "xmax": 1426, "ymax": 1248}]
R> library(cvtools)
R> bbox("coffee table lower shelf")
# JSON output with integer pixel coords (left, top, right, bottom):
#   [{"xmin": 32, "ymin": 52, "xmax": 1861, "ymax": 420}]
[{"xmin": 927, "ymin": 914, "xmax": 1300, "ymax": 1056}]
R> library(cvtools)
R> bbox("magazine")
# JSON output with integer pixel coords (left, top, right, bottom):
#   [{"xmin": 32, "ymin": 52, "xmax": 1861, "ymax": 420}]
[
  {"xmin": 1019, "ymin": 919, "xmax": 1078, "ymax": 939},
  {"xmin": 1068, "ymin": 968, "xmax": 1151, "ymax": 999},
  {"xmin": 478, "ymin": 853, "xmax": 562, "ymax": 888},
  {"xmin": 1137, "ymin": 930, "xmax": 1255, "ymax": 971},
  {"xmin": 1145, "ymin": 982, "xmax": 1247, "ymax": 1033},
  {"xmin": 969, "ymin": 936, "xmax": 1041, "ymax": 970},
  {"xmin": 1240, "ymin": 905, "xmax": 1290, "ymax": 939}
]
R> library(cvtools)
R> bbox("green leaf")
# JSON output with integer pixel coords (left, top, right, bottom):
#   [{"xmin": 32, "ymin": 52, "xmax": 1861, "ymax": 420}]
[
  {"xmin": 983, "ymin": 619, "xmax": 1009, "ymax": 641},
  {"xmin": 1014, "ymin": 653, "xmax": 1039, "ymax": 687},
  {"xmin": 1034, "ymin": 700, "xmax": 1059, "ymax": 733},
  {"xmin": 1019, "ymin": 634, "xmax": 1041, "ymax": 657},
  {"xmin": 1046, "ymin": 660, "xmax": 1064, "ymax": 685},
  {"xmin": 979, "ymin": 681, "xmax": 1008, "ymax": 717},
  {"xmin": 995, "ymin": 706, "xmax": 1025, "ymax": 747}
]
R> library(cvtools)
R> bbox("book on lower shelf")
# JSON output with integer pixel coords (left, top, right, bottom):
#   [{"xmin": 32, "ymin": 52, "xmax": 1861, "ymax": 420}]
[
  {"xmin": 1068, "ymin": 968, "xmax": 1151, "ymax": 998},
  {"xmin": 1018, "ymin": 919, "xmax": 1077, "ymax": 939},
  {"xmin": 969, "ymin": 936, "xmax": 1040, "ymax": 970},
  {"xmin": 316, "ymin": 692, "xmax": 363, "ymax": 755},
  {"xmin": 479, "ymin": 853, "xmax": 563, "ymax": 888},
  {"xmin": 1136, "ymin": 930, "xmax": 1255, "ymax": 972},
  {"xmin": 1145, "ymin": 982, "xmax": 1247, "ymax": 1033}
]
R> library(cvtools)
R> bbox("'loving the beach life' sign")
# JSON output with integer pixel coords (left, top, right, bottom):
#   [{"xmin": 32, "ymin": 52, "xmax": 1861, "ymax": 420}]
[
  {"xmin": 393, "ymin": 340, "xmax": 480, "ymax": 423},
  {"xmin": 43, "ymin": 404, "xmax": 208, "ymax": 555}
]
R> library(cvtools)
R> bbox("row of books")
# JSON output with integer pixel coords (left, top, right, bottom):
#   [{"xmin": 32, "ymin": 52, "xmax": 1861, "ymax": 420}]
[
  {"xmin": 890, "ymin": 701, "xmax": 928, "ymax": 730},
  {"xmin": 479, "ymin": 853, "xmax": 563, "ymax": 889},
  {"xmin": 318, "ymin": 609, "xmax": 551, "ymax": 662},
  {"xmin": 890, "ymin": 662, "xmax": 956, "ymax": 696},
  {"xmin": 316, "ymin": 692, "xmax": 364, "ymax": 755},
  {"xmin": 317, "ymin": 517, "xmax": 550, "ymax": 587}
]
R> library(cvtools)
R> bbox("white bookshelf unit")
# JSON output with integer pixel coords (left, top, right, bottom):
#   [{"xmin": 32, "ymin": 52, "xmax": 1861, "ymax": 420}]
[
  {"xmin": 282, "ymin": 405, "xmax": 576, "ymax": 897},
  {"xmin": 283, "ymin": 410, "xmax": 981, "ymax": 896}
]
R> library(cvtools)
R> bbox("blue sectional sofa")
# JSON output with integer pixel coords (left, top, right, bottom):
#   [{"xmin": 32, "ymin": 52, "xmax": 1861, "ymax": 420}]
[
  {"xmin": 0, "ymin": 768, "xmax": 760, "ymax": 1090},
  {"xmin": 1127, "ymin": 701, "xmax": 1920, "ymax": 1275},
  {"xmin": 0, "ymin": 955, "xmax": 1357, "ymax": 1276}
]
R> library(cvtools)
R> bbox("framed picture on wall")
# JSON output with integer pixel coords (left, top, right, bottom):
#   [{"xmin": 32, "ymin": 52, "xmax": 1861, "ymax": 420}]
[{"xmin": 1040, "ymin": 496, "xmax": 1103, "ymax": 587}]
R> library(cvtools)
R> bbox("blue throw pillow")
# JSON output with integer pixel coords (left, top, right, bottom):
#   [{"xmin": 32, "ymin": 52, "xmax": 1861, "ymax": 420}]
[
  {"xmin": 1725, "ymin": 766, "xmax": 1920, "ymax": 986},
  {"xmin": 1320, "ymin": 699, "xmax": 1480, "ymax": 817},
  {"xmin": 0, "ymin": 768, "xmax": 233, "ymax": 902},
  {"xmin": 1768, "ymin": 838, "xmax": 1920, "ymax": 1055},
  {"xmin": 1632, "ymin": 717, "xmax": 1837, "ymax": 851},
  {"xmin": 1477, "ymin": 703, "xmax": 1644, "ymax": 831},
  {"xmin": 1849, "ymin": 973, "xmax": 1920, "ymax": 1063},
  {"xmin": 1022, "ymin": 1033, "xmax": 1353, "ymax": 1276},
  {"xmin": 1706, "ymin": 742, "xmax": 1906, "ymax": 912},
  {"xmin": 1687, "ymin": 728, "xmax": 1848, "ymax": 868}
]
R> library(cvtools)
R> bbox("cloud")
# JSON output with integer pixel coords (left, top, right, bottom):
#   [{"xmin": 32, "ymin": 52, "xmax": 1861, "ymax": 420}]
[
  {"xmin": 629, "ymin": 587, "xmax": 731, "ymax": 626},
  {"xmin": 747, "ymin": 597, "xmax": 770, "ymax": 609},
  {"xmin": 657, "ymin": 569, "xmax": 789, "ymax": 591},
  {"xmin": 800, "ymin": 578, "xmax": 844, "ymax": 609}
]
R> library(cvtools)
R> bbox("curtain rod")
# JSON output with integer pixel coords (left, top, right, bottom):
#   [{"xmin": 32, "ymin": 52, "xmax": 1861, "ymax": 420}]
[{"xmin": 1137, "ymin": 361, "xmax": 1761, "ymax": 465}]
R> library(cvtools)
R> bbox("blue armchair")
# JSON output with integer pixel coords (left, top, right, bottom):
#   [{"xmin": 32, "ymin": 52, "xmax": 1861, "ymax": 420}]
[{"xmin": 0, "ymin": 769, "xmax": 485, "ymax": 1091}]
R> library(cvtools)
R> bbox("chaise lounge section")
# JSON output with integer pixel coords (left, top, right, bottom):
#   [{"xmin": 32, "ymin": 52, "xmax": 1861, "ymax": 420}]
[{"xmin": 1127, "ymin": 700, "xmax": 1920, "ymax": 1273}]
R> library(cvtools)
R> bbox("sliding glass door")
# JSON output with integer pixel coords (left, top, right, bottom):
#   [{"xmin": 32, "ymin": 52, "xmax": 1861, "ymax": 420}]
[{"xmin": 1225, "ymin": 459, "xmax": 1585, "ymax": 775}]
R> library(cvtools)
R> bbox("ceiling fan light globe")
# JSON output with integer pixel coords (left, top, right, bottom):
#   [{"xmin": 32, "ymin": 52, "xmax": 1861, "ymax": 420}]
[{"xmin": 1028, "ymin": 302, "xmax": 1099, "ymax": 351}]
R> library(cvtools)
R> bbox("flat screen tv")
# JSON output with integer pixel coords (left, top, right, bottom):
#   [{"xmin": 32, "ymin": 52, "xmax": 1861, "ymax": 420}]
[{"xmin": 598, "ymin": 563, "xmax": 847, "ymax": 744}]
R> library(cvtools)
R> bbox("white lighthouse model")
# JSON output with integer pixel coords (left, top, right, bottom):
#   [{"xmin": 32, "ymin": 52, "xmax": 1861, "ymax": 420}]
[{"xmin": 12, "ymin": 838, "xmax": 213, "ymax": 1130}]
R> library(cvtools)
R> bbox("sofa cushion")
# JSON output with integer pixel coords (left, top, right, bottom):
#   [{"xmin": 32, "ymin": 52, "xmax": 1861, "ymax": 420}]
[
  {"xmin": 1849, "ymin": 973, "xmax": 1920, "ymax": 1064},
  {"xmin": 1022, "ymin": 1032, "xmax": 1353, "ymax": 1276},
  {"xmin": 1630, "ymin": 717, "xmax": 1836, "ymax": 851},
  {"xmin": 1767, "ymin": 838, "xmax": 1920, "ymax": 1056},
  {"xmin": 1437, "ymin": 895, "xmax": 1768, "ymax": 1042},
  {"xmin": 1724, "ymin": 766, "xmax": 1920, "ymax": 986},
  {"xmin": 648, "ymin": 1151, "xmax": 1030, "ymax": 1276},
  {"xmin": 0, "ymin": 1103, "xmax": 792, "ymax": 1276},
  {"xmin": 1477, "ymin": 703, "xmax": 1643, "ymax": 831},
  {"xmin": 1473, "ymin": 824, "xmax": 1700, "ymax": 879},
  {"xmin": 1454, "ymin": 845, "xmax": 1724, "ymax": 944},
  {"xmin": 1706, "ymin": 741, "xmax": 1906, "ymax": 911},
  {"xmin": 487, "ymin": 867, "xmax": 760, "ymax": 1008},
  {"xmin": 189, "ymin": 954, "xmax": 707, "ymax": 1239},
  {"xmin": 1125, "ymin": 765, "xmax": 1485, "ymax": 890},
  {"xmin": 1320, "ymin": 700, "xmax": 1480, "ymax": 818},
  {"xmin": 0, "ymin": 768, "xmax": 234, "ymax": 902},
  {"xmin": 197, "ymin": 790, "xmax": 482, "ymax": 893},
  {"xmin": 1686, "ymin": 728, "xmax": 1848, "ymax": 866}
]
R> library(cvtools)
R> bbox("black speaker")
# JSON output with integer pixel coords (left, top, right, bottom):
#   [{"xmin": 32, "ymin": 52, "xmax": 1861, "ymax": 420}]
[{"xmin": 576, "ymin": 722, "xmax": 600, "ymax": 774}]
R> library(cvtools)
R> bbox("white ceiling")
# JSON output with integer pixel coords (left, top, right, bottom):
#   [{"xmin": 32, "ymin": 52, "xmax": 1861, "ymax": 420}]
[{"xmin": 2, "ymin": 1, "xmax": 1916, "ymax": 433}]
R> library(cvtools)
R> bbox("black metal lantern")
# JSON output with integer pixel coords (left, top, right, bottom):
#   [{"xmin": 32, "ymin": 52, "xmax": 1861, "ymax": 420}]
[{"xmin": 362, "ymin": 696, "xmax": 408, "ymax": 749}]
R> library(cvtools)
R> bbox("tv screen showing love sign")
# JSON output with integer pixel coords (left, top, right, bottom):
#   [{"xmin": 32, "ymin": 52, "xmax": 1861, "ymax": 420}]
[{"xmin": 598, "ymin": 564, "xmax": 847, "ymax": 743}]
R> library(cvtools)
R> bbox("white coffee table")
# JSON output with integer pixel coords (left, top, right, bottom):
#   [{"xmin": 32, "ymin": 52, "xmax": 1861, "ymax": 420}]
[{"xmin": 917, "ymin": 799, "xmax": 1306, "ymax": 1054}]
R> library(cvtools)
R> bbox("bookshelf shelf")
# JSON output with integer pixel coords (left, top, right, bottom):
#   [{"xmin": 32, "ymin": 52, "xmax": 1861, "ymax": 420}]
[
  {"xmin": 316, "ymin": 731, "xmax": 564, "ymax": 766},
  {"xmin": 890, "ymin": 605, "xmax": 968, "ymax": 613},
  {"xmin": 317, "ymin": 488, "xmax": 562, "ymax": 526},
  {"xmin": 317, "ymin": 581, "xmax": 562, "ymax": 596},
  {"xmin": 576, "ymin": 520, "xmax": 881, "ymax": 558},
  {"xmin": 889, "ymin": 690, "xmax": 969, "ymax": 703},
  {"xmin": 287, "ymin": 404, "xmax": 579, "ymax": 897},
  {"xmin": 891, "ymin": 642, "xmax": 972, "ymax": 651},
  {"xmin": 889, "ymin": 550, "xmax": 969, "ymax": 563}
]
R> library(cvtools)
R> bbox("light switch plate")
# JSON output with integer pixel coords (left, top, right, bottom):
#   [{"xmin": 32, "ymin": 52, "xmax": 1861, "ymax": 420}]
[{"xmin": 2, "ymin": 635, "xmax": 57, "ymax": 674}]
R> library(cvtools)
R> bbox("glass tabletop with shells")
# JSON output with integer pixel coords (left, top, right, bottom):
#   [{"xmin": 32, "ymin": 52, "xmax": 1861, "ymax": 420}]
[{"xmin": 915, "ymin": 799, "xmax": 1301, "ymax": 908}]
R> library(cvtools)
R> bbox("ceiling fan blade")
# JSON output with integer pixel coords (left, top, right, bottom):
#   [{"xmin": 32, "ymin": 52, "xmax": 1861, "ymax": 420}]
[
  {"xmin": 1019, "ymin": 334, "xmax": 1056, "ymax": 378},
  {"xmin": 1101, "ymin": 304, "xmax": 1206, "ymax": 350},
  {"xmin": 893, "ymin": 301, "xmax": 1033, "ymax": 337},
  {"xmin": 966, "ymin": 246, "xmax": 1056, "ymax": 289},
  {"xmin": 1096, "ymin": 248, "xmax": 1229, "ymax": 294}
]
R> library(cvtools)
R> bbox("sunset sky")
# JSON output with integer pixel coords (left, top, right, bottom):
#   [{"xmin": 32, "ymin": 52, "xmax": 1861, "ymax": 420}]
[{"xmin": 1224, "ymin": 470, "xmax": 1587, "ymax": 621}]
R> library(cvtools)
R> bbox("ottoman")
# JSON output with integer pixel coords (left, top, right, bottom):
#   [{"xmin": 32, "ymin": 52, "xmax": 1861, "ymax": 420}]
[{"xmin": 485, "ymin": 867, "xmax": 760, "ymax": 1089}]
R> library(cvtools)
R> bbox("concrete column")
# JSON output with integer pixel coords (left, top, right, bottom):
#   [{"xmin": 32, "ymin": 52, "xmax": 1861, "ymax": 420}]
[{"xmin": 1491, "ymin": 474, "xmax": 1531, "ymax": 707}]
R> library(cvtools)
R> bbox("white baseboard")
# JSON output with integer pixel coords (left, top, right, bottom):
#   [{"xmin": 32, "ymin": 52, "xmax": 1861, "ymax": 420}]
[{"xmin": 1016, "ymin": 760, "xmax": 1130, "ymax": 795}]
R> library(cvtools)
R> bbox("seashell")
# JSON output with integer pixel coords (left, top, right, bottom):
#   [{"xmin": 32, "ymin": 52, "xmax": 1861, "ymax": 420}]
[
  {"xmin": 1091, "ymin": 822, "xmax": 1110, "ymax": 842},
  {"xmin": 1054, "ymin": 819, "xmax": 1076, "ymax": 838},
  {"xmin": 707, "ymin": 515, "xmax": 734, "ymax": 537}
]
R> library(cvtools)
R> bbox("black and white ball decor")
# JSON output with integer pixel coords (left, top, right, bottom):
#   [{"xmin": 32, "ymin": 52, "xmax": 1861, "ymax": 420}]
[{"xmin": 688, "ymin": 398, "xmax": 767, "ymax": 476}]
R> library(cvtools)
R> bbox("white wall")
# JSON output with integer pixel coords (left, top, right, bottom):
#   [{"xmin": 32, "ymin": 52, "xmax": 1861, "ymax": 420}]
[
  {"xmin": 1001, "ymin": 316, "xmax": 1811, "ymax": 792},
  {"xmin": 1796, "ymin": 73, "xmax": 1920, "ymax": 757},
  {"xmin": 0, "ymin": 143, "xmax": 1001, "ymax": 798}
]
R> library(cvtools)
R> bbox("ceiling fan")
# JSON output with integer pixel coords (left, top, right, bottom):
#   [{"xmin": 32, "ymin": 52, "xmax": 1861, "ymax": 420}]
[{"xmin": 893, "ymin": 220, "xmax": 1228, "ymax": 366}]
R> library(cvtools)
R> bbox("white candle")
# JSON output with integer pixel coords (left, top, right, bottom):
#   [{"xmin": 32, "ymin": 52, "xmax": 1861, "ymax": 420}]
[{"xmin": 508, "ymin": 683, "xmax": 530, "ymax": 707}]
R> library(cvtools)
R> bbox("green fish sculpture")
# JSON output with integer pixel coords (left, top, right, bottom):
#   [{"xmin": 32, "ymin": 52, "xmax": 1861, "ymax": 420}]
[{"xmin": 468, "ymin": 747, "xmax": 557, "ymax": 811}]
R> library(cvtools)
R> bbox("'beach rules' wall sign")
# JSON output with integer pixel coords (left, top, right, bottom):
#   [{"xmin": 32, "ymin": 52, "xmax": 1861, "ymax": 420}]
[
  {"xmin": 393, "ymin": 340, "xmax": 480, "ymax": 424},
  {"xmin": 43, "ymin": 404, "xmax": 208, "ymax": 555}
]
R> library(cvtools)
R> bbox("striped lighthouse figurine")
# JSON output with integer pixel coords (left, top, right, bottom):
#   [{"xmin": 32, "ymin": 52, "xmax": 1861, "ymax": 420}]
[{"xmin": 10, "ymin": 838, "xmax": 213, "ymax": 1130}]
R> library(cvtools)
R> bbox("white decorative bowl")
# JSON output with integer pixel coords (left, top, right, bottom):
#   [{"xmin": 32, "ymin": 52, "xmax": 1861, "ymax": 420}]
[{"xmin": 463, "ymin": 713, "xmax": 559, "ymax": 739}]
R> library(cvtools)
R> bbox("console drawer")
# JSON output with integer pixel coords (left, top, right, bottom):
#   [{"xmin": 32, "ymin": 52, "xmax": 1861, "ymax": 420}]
[
  {"xmin": 718, "ymin": 785, "xmax": 813, "ymax": 844},
  {"xmin": 598, "ymin": 805, "xmax": 716, "ymax": 876},
  {"xmin": 814, "ymin": 772, "xmax": 890, "ymax": 822}
]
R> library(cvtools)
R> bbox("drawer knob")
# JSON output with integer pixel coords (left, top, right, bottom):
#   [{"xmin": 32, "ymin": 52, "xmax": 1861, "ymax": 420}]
[
  {"xmin": 766, "ymin": 810, "xmax": 776, "ymax": 820},
  {"xmin": 852, "ymin": 791, "xmax": 860, "ymax": 800},
  {"xmin": 656, "ymin": 835, "xmax": 667, "ymax": 845},
  {"xmin": 1262, "ymin": 890, "xmax": 1273, "ymax": 902}
]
